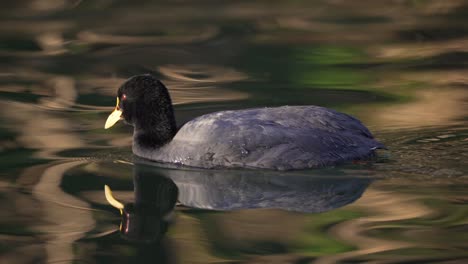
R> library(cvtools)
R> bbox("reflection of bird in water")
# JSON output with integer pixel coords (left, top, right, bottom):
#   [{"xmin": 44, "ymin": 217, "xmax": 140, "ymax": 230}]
[
  {"xmin": 168, "ymin": 170, "xmax": 370, "ymax": 213},
  {"xmin": 105, "ymin": 165, "xmax": 371, "ymax": 225},
  {"xmin": 161, "ymin": 166, "xmax": 371, "ymax": 213},
  {"xmin": 104, "ymin": 74, "xmax": 385, "ymax": 170},
  {"xmin": 105, "ymin": 167, "xmax": 178, "ymax": 243},
  {"xmin": 104, "ymin": 165, "xmax": 371, "ymax": 263}
]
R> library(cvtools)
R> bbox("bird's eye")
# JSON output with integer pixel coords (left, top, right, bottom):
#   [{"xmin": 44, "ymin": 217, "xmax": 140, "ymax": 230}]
[{"xmin": 122, "ymin": 94, "xmax": 127, "ymax": 100}]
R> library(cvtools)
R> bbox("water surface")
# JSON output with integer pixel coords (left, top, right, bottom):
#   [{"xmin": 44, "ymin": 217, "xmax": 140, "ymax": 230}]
[{"xmin": 1, "ymin": 1, "xmax": 467, "ymax": 263}]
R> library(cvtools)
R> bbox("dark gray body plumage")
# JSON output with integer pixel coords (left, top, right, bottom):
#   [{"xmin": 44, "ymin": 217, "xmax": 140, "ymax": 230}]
[{"xmin": 133, "ymin": 105, "xmax": 384, "ymax": 170}]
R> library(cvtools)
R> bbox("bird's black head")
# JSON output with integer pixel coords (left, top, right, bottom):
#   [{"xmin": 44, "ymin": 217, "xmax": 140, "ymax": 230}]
[{"xmin": 105, "ymin": 74, "xmax": 177, "ymax": 147}]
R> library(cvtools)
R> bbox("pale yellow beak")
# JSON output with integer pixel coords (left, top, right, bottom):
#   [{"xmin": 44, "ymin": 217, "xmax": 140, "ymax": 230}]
[
  {"xmin": 104, "ymin": 97, "xmax": 122, "ymax": 129},
  {"xmin": 104, "ymin": 185, "xmax": 124, "ymax": 214}
]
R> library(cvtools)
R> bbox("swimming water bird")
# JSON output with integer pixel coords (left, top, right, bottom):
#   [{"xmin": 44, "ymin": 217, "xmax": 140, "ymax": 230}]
[{"xmin": 105, "ymin": 74, "xmax": 384, "ymax": 170}]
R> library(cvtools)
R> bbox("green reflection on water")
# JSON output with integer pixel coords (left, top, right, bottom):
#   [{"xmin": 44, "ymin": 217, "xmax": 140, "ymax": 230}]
[{"xmin": 294, "ymin": 210, "xmax": 362, "ymax": 255}]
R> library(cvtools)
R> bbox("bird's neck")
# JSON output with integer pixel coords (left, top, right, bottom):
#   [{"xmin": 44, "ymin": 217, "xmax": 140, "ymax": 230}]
[{"xmin": 133, "ymin": 113, "xmax": 177, "ymax": 149}]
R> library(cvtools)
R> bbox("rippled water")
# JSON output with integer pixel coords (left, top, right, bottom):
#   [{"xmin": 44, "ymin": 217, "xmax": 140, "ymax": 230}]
[{"xmin": 1, "ymin": 1, "xmax": 467, "ymax": 263}]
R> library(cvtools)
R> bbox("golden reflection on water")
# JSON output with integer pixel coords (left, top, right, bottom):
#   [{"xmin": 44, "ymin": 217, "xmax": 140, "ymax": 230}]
[
  {"xmin": 77, "ymin": 27, "xmax": 219, "ymax": 45},
  {"xmin": 158, "ymin": 65, "xmax": 249, "ymax": 105},
  {"xmin": 316, "ymin": 189, "xmax": 429, "ymax": 263},
  {"xmin": 373, "ymin": 38, "xmax": 468, "ymax": 59},
  {"xmin": 37, "ymin": 33, "xmax": 67, "ymax": 55},
  {"xmin": 82, "ymin": 65, "xmax": 248, "ymax": 106},
  {"xmin": 31, "ymin": 160, "xmax": 94, "ymax": 264},
  {"xmin": 40, "ymin": 76, "xmax": 77, "ymax": 109},
  {"xmin": 371, "ymin": 88, "xmax": 468, "ymax": 130},
  {"xmin": 1, "ymin": 101, "xmax": 85, "ymax": 158}
]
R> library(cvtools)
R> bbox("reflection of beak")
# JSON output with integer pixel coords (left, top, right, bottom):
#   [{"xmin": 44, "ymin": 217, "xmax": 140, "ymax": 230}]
[
  {"xmin": 104, "ymin": 97, "xmax": 122, "ymax": 129},
  {"xmin": 104, "ymin": 185, "xmax": 124, "ymax": 214}
]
